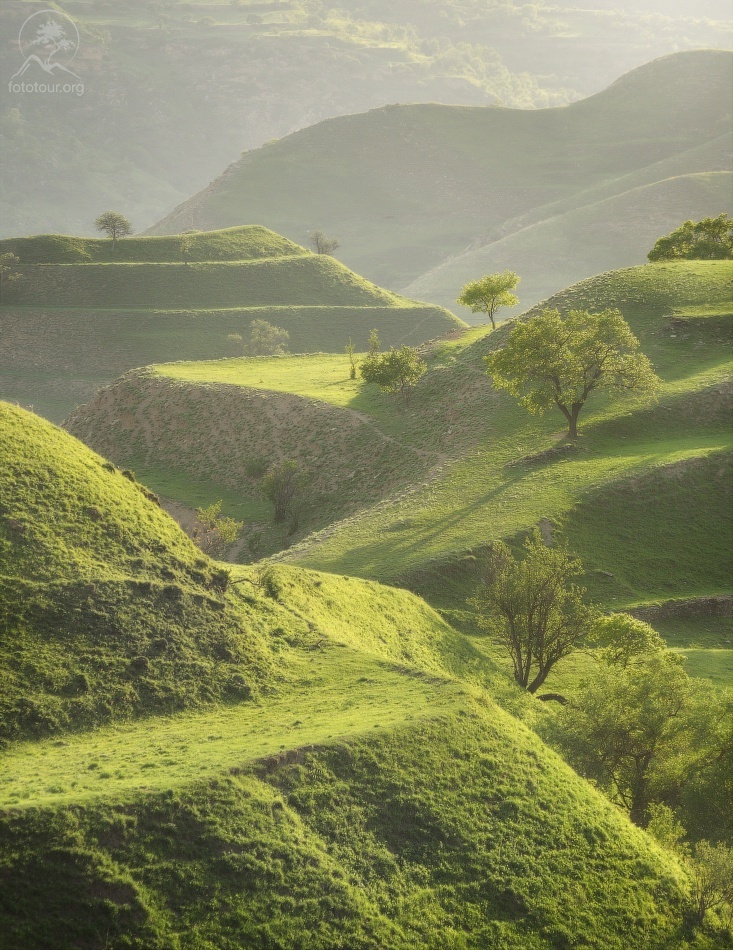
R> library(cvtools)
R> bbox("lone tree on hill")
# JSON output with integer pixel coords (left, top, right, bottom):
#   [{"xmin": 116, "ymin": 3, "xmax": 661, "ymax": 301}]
[
  {"xmin": 94, "ymin": 211, "xmax": 133, "ymax": 249},
  {"xmin": 309, "ymin": 230, "xmax": 340, "ymax": 255},
  {"xmin": 648, "ymin": 213, "xmax": 733, "ymax": 261},
  {"xmin": 457, "ymin": 271, "xmax": 520, "ymax": 330},
  {"xmin": 361, "ymin": 345, "xmax": 427, "ymax": 406},
  {"xmin": 485, "ymin": 308, "xmax": 659, "ymax": 438},
  {"xmin": 244, "ymin": 319, "xmax": 290, "ymax": 357},
  {"xmin": 470, "ymin": 529, "xmax": 598, "ymax": 695}
]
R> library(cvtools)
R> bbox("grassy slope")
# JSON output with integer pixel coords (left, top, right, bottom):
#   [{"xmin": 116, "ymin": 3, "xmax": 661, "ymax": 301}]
[
  {"xmin": 0, "ymin": 399, "xmax": 699, "ymax": 949},
  {"xmin": 0, "ymin": 225, "xmax": 308, "ymax": 264},
  {"xmin": 73, "ymin": 263, "xmax": 732, "ymax": 681},
  {"xmin": 147, "ymin": 51, "xmax": 733, "ymax": 295},
  {"xmin": 0, "ymin": 226, "xmax": 462, "ymax": 421},
  {"xmin": 0, "ymin": 402, "xmax": 280, "ymax": 743},
  {"xmin": 405, "ymin": 171, "xmax": 733, "ymax": 314}
]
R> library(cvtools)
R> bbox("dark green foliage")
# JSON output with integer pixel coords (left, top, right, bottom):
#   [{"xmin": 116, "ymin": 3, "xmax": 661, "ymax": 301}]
[
  {"xmin": 554, "ymin": 623, "xmax": 725, "ymax": 827},
  {"xmin": 94, "ymin": 211, "xmax": 133, "ymax": 247},
  {"xmin": 360, "ymin": 346, "xmax": 427, "ymax": 405},
  {"xmin": 648, "ymin": 214, "xmax": 733, "ymax": 261},
  {"xmin": 485, "ymin": 308, "xmax": 660, "ymax": 438},
  {"xmin": 243, "ymin": 319, "xmax": 290, "ymax": 357},
  {"xmin": 457, "ymin": 271, "xmax": 520, "ymax": 330},
  {"xmin": 0, "ymin": 252, "xmax": 21, "ymax": 286}
]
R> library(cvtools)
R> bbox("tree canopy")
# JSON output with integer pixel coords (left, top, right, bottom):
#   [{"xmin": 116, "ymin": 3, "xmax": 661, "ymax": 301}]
[
  {"xmin": 94, "ymin": 211, "xmax": 133, "ymax": 246},
  {"xmin": 457, "ymin": 271, "xmax": 519, "ymax": 329},
  {"xmin": 360, "ymin": 345, "xmax": 426, "ymax": 405},
  {"xmin": 647, "ymin": 213, "xmax": 733, "ymax": 261},
  {"xmin": 244, "ymin": 319, "xmax": 290, "ymax": 357},
  {"xmin": 558, "ymin": 616, "xmax": 712, "ymax": 827},
  {"xmin": 484, "ymin": 308, "xmax": 659, "ymax": 437},
  {"xmin": 0, "ymin": 252, "xmax": 22, "ymax": 286},
  {"xmin": 470, "ymin": 529, "xmax": 598, "ymax": 695}
]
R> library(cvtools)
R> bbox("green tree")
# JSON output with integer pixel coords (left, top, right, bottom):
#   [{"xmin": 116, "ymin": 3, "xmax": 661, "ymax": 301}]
[
  {"xmin": 470, "ymin": 530, "xmax": 598, "ymax": 695},
  {"xmin": 558, "ymin": 621, "xmax": 702, "ymax": 826},
  {"xmin": 191, "ymin": 500, "xmax": 243, "ymax": 557},
  {"xmin": 0, "ymin": 252, "xmax": 22, "ymax": 287},
  {"xmin": 262, "ymin": 460, "xmax": 306, "ymax": 524},
  {"xmin": 457, "ymin": 271, "xmax": 520, "ymax": 330},
  {"xmin": 689, "ymin": 841, "xmax": 733, "ymax": 926},
  {"xmin": 648, "ymin": 213, "xmax": 733, "ymax": 261},
  {"xmin": 485, "ymin": 308, "xmax": 659, "ymax": 438},
  {"xmin": 94, "ymin": 210, "xmax": 133, "ymax": 249},
  {"xmin": 367, "ymin": 327, "xmax": 381, "ymax": 356},
  {"xmin": 360, "ymin": 345, "xmax": 427, "ymax": 406},
  {"xmin": 244, "ymin": 319, "xmax": 290, "ymax": 357}
]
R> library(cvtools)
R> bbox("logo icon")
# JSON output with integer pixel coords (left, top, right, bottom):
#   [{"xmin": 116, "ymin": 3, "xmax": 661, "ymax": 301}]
[{"xmin": 9, "ymin": 9, "xmax": 84, "ymax": 95}]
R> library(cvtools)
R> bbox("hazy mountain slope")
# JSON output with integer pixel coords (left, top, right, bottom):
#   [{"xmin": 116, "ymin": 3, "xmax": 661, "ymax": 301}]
[
  {"xmin": 0, "ymin": 226, "xmax": 462, "ymax": 421},
  {"xmin": 2, "ymin": 0, "xmax": 730, "ymax": 238},
  {"xmin": 405, "ymin": 171, "xmax": 733, "ymax": 314},
  {"xmin": 146, "ymin": 50, "xmax": 733, "ymax": 296}
]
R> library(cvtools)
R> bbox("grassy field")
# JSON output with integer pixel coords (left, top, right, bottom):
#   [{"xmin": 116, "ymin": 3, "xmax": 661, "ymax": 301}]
[
  {"xmin": 67, "ymin": 262, "xmax": 733, "ymax": 688},
  {"xmin": 147, "ymin": 50, "xmax": 733, "ymax": 304},
  {"xmin": 0, "ymin": 226, "xmax": 462, "ymax": 420},
  {"xmin": 2, "ymin": 399, "xmax": 711, "ymax": 948}
]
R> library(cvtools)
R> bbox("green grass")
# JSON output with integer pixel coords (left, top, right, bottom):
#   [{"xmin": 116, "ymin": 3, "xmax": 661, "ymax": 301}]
[
  {"xmin": 0, "ymin": 225, "xmax": 463, "ymax": 421},
  {"xmin": 0, "ymin": 697, "xmax": 697, "ymax": 950},
  {"xmin": 1, "ymin": 368, "xmax": 728, "ymax": 948},
  {"xmin": 0, "ymin": 647, "xmax": 461, "ymax": 811},
  {"xmin": 0, "ymin": 225, "xmax": 307, "ymax": 264},
  {"xmin": 65, "ymin": 262, "xmax": 733, "ymax": 690}
]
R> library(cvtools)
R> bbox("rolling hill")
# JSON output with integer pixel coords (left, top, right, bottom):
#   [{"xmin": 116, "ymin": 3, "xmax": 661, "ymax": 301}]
[
  {"xmin": 2, "ymin": 0, "xmax": 731, "ymax": 239},
  {"xmin": 405, "ymin": 171, "xmax": 733, "ymax": 313},
  {"xmin": 0, "ymin": 225, "xmax": 462, "ymax": 421},
  {"xmin": 65, "ymin": 261, "xmax": 733, "ymax": 685},
  {"xmin": 0, "ymin": 400, "xmax": 704, "ymax": 948},
  {"xmin": 146, "ymin": 50, "xmax": 733, "ymax": 310}
]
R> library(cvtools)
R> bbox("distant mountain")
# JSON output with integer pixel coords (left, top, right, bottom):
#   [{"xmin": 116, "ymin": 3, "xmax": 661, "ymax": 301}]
[
  {"xmin": 146, "ymin": 50, "xmax": 733, "ymax": 314},
  {"xmin": 1, "ymin": 0, "xmax": 731, "ymax": 238}
]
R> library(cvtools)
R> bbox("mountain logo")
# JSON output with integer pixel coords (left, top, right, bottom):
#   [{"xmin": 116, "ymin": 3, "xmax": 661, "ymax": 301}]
[{"xmin": 9, "ymin": 9, "xmax": 84, "ymax": 94}]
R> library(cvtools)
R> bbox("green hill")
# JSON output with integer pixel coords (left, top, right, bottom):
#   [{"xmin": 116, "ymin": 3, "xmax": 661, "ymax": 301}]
[
  {"xmin": 0, "ymin": 397, "xmax": 700, "ymax": 949},
  {"xmin": 405, "ymin": 171, "xmax": 733, "ymax": 314},
  {"xmin": 0, "ymin": 401, "xmax": 280, "ymax": 743},
  {"xmin": 65, "ymin": 261, "xmax": 733, "ymax": 683},
  {"xmin": 146, "ymin": 50, "xmax": 733, "ymax": 304},
  {"xmin": 0, "ymin": 226, "xmax": 462, "ymax": 421}
]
